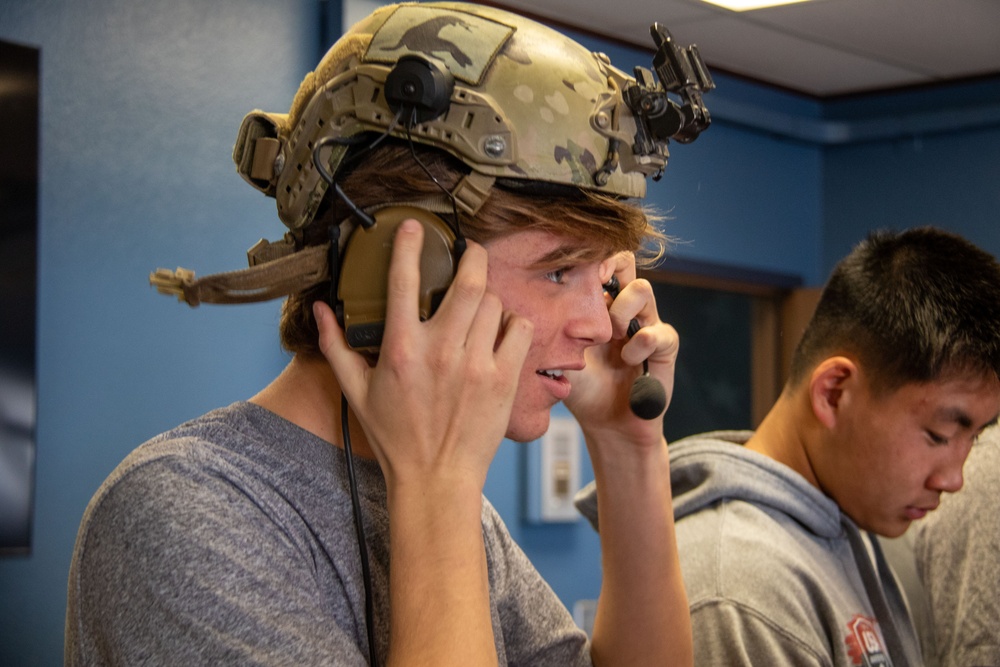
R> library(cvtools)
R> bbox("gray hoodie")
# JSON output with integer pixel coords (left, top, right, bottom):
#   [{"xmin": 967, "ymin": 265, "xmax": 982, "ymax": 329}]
[{"xmin": 576, "ymin": 431, "xmax": 923, "ymax": 667}]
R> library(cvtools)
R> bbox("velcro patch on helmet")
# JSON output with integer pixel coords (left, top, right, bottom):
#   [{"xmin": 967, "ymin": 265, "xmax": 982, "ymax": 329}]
[{"xmin": 365, "ymin": 5, "xmax": 513, "ymax": 86}]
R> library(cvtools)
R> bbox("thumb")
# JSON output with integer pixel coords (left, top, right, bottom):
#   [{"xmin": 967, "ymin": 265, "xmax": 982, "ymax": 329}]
[{"xmin": 313, "ymin": 300, "xmax": 370, "ymax": 404}]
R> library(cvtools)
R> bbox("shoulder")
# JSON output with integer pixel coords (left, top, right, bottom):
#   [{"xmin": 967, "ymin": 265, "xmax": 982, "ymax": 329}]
[
  {"xmin": 689, "ymin": 598, "xmax": 831, "ymax": 666},
  {"xmin": 72, "ymin": 404, "xmax": 339, "ymax": 583},
  {"xmin": 677, "ymin": 498, "xmax": 856, "ymax": 658},
  {"xmin": 678, "ymin": 497, "xmax": 848, "ymax": 596},
  {"xmin": 67, "ymin": 406, "xmax": 369, "ymax": 663},
  {"xmin": 83, "ymin": 409, "xmax": 261, "ymax": 526}
]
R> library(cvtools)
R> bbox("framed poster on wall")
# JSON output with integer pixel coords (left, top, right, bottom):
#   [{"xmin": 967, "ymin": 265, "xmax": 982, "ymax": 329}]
[{"xmin": 0, "ymin": 38, "xmax": 40, "ymax": 556}]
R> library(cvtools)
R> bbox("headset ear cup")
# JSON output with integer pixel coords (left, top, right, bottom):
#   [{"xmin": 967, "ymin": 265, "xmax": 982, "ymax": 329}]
[{"xmin": 338, "ymin": 206, "xmax": 457, "ymax": 352}]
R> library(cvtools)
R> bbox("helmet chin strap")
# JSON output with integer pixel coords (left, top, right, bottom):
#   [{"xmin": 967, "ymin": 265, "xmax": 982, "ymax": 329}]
[
  {"xmin": 149, "ymin": 172, "xmax": 495, "ymax": 307},
  {"xmin": 149, "ymin": 242, "xmax": 331, "ymax": 307}
]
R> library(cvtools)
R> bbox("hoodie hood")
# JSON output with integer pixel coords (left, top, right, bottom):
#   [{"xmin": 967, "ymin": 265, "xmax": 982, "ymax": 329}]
[{"xmin": 575, "ymin": 430, "xmax": 842, "ymax": 540}]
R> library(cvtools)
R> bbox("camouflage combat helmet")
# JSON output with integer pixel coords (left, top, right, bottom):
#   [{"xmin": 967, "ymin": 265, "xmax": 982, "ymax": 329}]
[
  {"xmin": 152, "ymin": 1, "xmax": 712, "ymax": 306},
  {"xmin": 232, "ymin": 1, "xmax": 707, "ymax": 231}
]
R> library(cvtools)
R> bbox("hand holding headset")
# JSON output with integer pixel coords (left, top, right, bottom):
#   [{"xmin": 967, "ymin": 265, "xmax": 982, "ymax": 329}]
[{"xmin": 604, "ymin": 275, "xmax": 668, "ymax": 420}]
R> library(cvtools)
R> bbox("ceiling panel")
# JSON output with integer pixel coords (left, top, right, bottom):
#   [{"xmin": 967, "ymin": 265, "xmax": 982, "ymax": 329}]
[
  {"xmin": 667, "ymin": 15, "xmax": 930, "ymax": 96},
  {"xmin": 746, "ymin": 0, "xmax": 1000, "ymax": 79},
  {"xmin": 485, "ymin": 0, "xmax": 1000, "ymax": 97}
]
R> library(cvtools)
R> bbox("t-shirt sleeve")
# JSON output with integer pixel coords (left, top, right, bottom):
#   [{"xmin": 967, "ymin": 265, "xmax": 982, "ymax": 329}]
[
  {"xmin": 480, "ymin": 502, "xmax": 592, "ymax": 667},
  {"xmin": 67, "ymin": 451, "xmax": 369, "ymax": 666}
]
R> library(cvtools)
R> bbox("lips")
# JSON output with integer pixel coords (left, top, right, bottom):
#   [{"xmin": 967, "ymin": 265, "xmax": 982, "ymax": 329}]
[
  {"xmin": 536, "ymin": 368, "xmax": 572, "ymax": 401},
  {"xmin": 905, "ymin": 502, "xmax": 939, "ymax": 521}
]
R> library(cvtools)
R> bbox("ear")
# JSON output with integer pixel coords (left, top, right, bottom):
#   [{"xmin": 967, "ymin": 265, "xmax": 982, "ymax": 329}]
[{"xmin": 808, "ymin": 356, "xmax": 858, "ymax": 429}]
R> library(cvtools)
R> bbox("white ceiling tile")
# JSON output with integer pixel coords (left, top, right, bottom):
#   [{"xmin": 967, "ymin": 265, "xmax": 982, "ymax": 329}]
[
  {"xmin": 673, "ymin": 16, "xmax": 929, "ymax": 95},
  {"xmin": 480, "ymin": 0, "xmax": 1000, "ymax": 96},
  {"xmin": 746, "ymin": 0, "xmax": 1000, "ymax": 78}
]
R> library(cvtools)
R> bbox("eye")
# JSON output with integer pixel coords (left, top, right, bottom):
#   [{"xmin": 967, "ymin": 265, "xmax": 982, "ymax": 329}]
[
  {"xmin": 926, "ymin": 430, "xmax": 949, "ymax": 446},
  {"xmin": 545, "ymin": 268, "xmax": 567, "ymax": 284}
]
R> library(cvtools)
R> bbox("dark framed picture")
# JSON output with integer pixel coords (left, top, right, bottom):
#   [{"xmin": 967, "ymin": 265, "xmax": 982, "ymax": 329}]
[{"xmin": 0, "ymin": 38, "xmax": 40, "ymax": 556}]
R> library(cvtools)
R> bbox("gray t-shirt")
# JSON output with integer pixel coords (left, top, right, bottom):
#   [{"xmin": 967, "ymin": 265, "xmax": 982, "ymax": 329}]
[
  {"xmin": 915, "ymin": 430, "xmax": 1000, "ymax": 667},
  {"xmin": 66, "ymin": 402, "xmax": 590, "ymax": 665}
]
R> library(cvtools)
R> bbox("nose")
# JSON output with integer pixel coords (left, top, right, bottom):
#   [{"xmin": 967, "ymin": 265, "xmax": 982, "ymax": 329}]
[
  {"xmin": 565, "ymin": 282, "xmax": 613, "ymax": 345},
  {"xmin": 927, "ymin": 447, "xmax": 969, "ymax": 495},
  {"xmin": 928, "ymin": 467, "xmax": 964, "ymax": 495}
]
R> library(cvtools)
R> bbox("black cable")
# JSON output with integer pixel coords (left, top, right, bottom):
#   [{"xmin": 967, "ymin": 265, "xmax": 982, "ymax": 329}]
[
  {"xmin": 314, "ymin": 111, "xmax": 465, "ymax": 666},
  {"xmin": 341, "ymin": 392, "xmax": 379, "ymax": 667},
  {"xmin": 313, "ymin": 137, "xmax": 375, "ymax": 229},
  {"xmin": 312, "ymin": 110, "xmax": 405, "ymax": 230},
  {"xmin": 403, "ymin": 114, "xmax": 465, "ymax": 250},
  {"xmin": 312, "ymin": 115, "xmax": 426, "ymax": 665}
]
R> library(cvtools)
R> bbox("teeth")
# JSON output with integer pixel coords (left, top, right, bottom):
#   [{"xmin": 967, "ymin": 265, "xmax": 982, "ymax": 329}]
[{"xmin": 539, "ymin": 369, "xmax": 563, "ymax": 379}]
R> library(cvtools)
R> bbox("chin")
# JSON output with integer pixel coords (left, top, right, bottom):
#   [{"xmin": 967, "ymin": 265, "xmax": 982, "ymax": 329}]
[
  {"xmin": 504, "ymin": 412, "xmax": 552, "ymax": 444},
  {"xmin": 879, "ymin": 525, "xmax": 911, "ymax": 539},
  {"xmin": 864, "ymin": 518, "xmax": 911, "ymax": 539}
]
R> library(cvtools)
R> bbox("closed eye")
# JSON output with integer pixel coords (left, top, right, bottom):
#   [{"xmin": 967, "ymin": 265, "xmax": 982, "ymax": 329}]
[{"xmin": 926, "ymin": 430, "xmax": 949, "ymax": 446}]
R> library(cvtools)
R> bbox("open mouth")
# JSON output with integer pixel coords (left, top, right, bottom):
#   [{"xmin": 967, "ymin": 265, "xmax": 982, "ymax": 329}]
[{"xmin": 535, "ymin": 368, "xmax": 572, "ymax": 400}]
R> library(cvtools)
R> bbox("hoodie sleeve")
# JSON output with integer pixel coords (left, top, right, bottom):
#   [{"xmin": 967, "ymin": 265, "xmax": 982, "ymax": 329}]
[{"xmin": 689, "ymin": 599, "xmax": 831, "ymax": 667}]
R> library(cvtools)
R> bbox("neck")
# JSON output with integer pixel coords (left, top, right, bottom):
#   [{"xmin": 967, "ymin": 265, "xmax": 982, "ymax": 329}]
[
  {"xmin": 745, "ymin": 386, "xmax": 821, "ymax": 488},
  {"xmin": 249, "ymin": 354, "xmax": 377, "ymax": 460}
]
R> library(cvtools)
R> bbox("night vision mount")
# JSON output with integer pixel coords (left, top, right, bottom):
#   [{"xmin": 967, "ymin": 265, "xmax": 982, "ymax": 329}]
[{"xmin": 624, "ymin": 23, "xmax": 715, "ymax": 176}]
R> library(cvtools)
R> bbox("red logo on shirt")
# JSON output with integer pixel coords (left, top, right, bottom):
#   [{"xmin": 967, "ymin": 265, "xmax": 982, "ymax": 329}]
[{"xmin": 844, "ymin": 614, "xmax": 889, "ymax": 666}]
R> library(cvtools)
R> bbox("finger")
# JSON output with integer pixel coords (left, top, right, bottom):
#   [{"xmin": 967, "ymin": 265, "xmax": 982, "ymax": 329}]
[
  {"xmin": 314, "ymin": 300, "xmax": 371, "ymax": 403},
  {"xmin": 621, "ymin": 321, "xmax": 679, "ymax": 369},
  {"xmin": 493, "ymin": 311, "xmax": 534, "ymax": 384},
  {"xmin": 605, "ymin": 251, "xmax": 636, "ymax": 285},
  {"xmin": 429, "ymin": 241, "xmax": 489, "ymax": 346},
  {"xmin": 630, "ymin": 278, "xmax": 660, "ymax": 324},
  {"xmin": 646, "ymin": 322, "xmax": 679, "ymax": 412},
  {"xmin": 602, "ymin": 253, "xmax": 641, "ymax": 333},
  {"xmin": 609, "ymin": 278, "xmax": 657, "ymax": 340},
  {"xmin": 382, "ymin": 218, "xmax": 425, "ymax": 338},
  {"xmin": 464, "ymin": 291, "xmax": 505, "ymax": 355}
]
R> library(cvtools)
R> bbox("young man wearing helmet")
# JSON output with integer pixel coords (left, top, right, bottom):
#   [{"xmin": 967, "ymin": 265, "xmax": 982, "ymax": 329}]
[{"xmin": 67, "ymin": 3, "xmax": 714, "ymax": 664}]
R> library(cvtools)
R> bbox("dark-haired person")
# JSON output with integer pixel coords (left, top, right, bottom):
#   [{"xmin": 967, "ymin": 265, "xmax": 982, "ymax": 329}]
[
  {"xmin": 65, "ymin": 3, "xmax": 712, "ymax": 665},
  {"xmin": 579, "ymin": 226, "xmax": 1000, "ymax": 667}
]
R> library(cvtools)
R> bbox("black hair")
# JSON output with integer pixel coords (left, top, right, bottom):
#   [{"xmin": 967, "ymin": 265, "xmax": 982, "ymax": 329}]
[{"xmin": 789, "ymin": 226, "xmax": 1000, "ymax": 393}]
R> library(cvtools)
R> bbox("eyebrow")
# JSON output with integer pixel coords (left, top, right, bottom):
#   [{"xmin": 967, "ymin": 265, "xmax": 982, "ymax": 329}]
[
  {"xmin": 936, "ymin": 406, "xmax": 999, "ymax": 431},
  {"xmin": 527, "ymin": 244, "xmax": 600, "ymax": 269}
]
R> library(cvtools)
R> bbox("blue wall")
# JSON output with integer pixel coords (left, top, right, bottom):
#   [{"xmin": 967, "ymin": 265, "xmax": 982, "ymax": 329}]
[
  {"xmin": 822, "ymin": 79, "xmax": 1000, "ymax": 272},
  {"xmin": 1, "ymin": 0, "xmax": 999, "ymax": 663},
  {"xmin": 0, "ymin": 1, "xmax": 317, "ymax": 663},
  {"xmin": 579, "ymin": 36, "xmax": 826, "ymax": 284}
]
